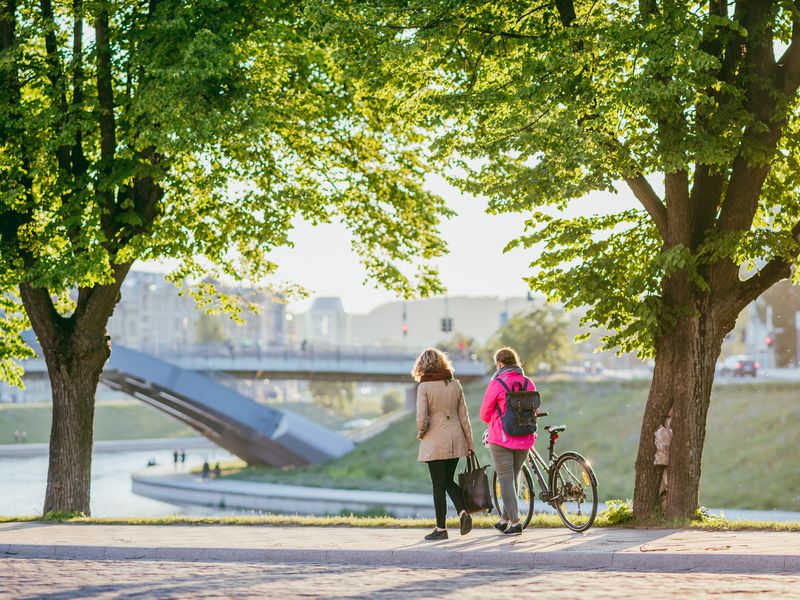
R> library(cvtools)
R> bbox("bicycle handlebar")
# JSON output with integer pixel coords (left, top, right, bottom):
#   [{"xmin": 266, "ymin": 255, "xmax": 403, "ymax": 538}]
[{"xmin": 537, "ymin": 411, "xmax": 549, "ymax": 417}]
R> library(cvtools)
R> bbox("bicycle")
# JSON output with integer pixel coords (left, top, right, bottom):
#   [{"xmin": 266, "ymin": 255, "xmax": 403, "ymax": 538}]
[{"xmin": 482, "ymin": 411, "xmax": 599, "ymax": 532}]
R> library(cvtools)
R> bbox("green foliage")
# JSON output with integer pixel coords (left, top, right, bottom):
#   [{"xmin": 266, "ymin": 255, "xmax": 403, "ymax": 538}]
[
  {"xmin": 194, "ymin": 313, "xmax": 228, "ymax": 344},
  {"xmin": 483, "ymin": 304, "xmax": 571, "ymax": 371},
  {"xmin": 307, "ymin": 380, "xmax": 357, "ymax": 415},
  {"xmin": 0, "ymin": 0, "xmax": 452, "ymax": 384},
  {"xmin": 380, "ymin": 390, "xmax": 403, "ymax": 414},
  {"xmin": 43, "ymin": 511, "xmax": 86, "ymax": 521},
  {"xmin": 314, "ymin": 0, "xmax": 800, "ymax": 355},
  {"xmin": 598, "ymin": 499, "xmax": 635, "ymax": 526}
]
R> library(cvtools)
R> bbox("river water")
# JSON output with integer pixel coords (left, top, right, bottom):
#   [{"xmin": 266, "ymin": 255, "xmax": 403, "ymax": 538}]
[{"xmin": 0, "ymin": 447, "xmax": 233, "ymax": 517}]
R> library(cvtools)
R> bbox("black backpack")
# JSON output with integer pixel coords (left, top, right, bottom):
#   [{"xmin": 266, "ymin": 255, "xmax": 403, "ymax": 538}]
[{"xmin": 496, "ymin": 378, "xmax": 540, "ymax": 436}]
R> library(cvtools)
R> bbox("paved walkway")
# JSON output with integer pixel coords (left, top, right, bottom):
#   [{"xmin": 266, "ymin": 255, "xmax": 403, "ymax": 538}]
[
  {"xmin": 4, "ymin": 559, "xmax": 799, "ymax": 599},
  {"xmin": 1, "ymin": 522, "xmax": 798, "ymax": 573}
]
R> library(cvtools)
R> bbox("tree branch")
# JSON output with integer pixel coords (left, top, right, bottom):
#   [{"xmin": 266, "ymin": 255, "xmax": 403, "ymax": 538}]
[
  {"xmin": 554, "ymin": 0, "xmax": 576, "ymax": 26},
  {"xmin": 734, "ymin": 221, "xmax": 800, "ymax": 312},
  {"xmin": 777, "ymin": 4, "xmax": 800, "ymax": 95},
  {"xmin": 625, "ymin": 175, "xmax": 668, "ymax": 240},
  {"xmin": 95, "ymin": 5, "xmax": 117, "ymax": 235},
  {"xmin": 466, "ymin": 26, "xmax": 540, "ymax": 40},
  {"xmin": 71, "ymin": 0, "xmax": 87, "ymax": 177},
  {"xmin": 39, "ymin": 0, "xmax": 71, "ymax": 172},
  {"xmin": 73, "ymin": 263, "xmax": 132, "ymax": 340},
  {"xmin": 19, "ymin": 283, "xmax": 64, "ymax": 351}
]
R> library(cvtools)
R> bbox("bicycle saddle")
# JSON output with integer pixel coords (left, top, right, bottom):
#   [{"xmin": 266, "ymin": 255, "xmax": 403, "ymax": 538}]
[{"xmin": 545, "ymin": 424, "xmax": 566, "ymax": 434}]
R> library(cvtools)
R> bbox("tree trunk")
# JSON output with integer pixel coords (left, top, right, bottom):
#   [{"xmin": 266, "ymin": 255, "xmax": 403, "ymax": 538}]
[
  {"xmin": 633, "ymin": 304, "xmax": 725, "ymax": 521},
  {"xmin": 20, "ymin": 280, "xmax": 122, "ymax": 516},
  {"xmin": 42, "ymin": 341, "xmax": 108, "ymax": 515}
]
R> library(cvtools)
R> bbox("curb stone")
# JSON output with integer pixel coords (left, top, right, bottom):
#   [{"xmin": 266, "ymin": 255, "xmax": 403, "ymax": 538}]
[{"xmin": 2, "ymin": 544, "xmax": 797, "ymax": 574}]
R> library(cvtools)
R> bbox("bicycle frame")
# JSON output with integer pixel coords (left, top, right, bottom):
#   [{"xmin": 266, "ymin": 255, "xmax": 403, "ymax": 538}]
[{"xmin": 524, "ymin": 429, "xmax": 561, "ymax": 503}]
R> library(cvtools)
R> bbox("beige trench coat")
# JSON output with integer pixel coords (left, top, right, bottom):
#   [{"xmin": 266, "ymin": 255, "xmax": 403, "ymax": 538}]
[{"xmin": 416, "ymin": 379, "xmax": 475, "ymax": 462}]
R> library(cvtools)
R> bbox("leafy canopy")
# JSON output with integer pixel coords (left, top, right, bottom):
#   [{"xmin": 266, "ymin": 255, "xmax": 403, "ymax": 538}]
[
  {"xmin": 0, "ymin": 0, "xmax": 452, "ymax": 384},
  {"xmin": 483, "ymin": 304, "xmax": 571, "ymax": 372},
  {"xmin": 314, "ymin": 0, "xmax": 800, "ymax": 355}
]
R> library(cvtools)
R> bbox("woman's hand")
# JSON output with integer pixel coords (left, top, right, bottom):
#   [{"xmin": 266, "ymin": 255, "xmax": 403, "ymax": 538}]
[{"xmin": 467, "ymin": 448, "xmax": 475, "ymax": 456}]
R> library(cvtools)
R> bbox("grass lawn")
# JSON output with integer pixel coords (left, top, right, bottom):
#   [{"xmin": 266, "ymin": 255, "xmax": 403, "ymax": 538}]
[
  {"xmin": 2, "ymin": 511, "xmax": 798, "ymax": 531},
  {"xmin": 0, "ymin": 399, "xmax": 196, "ymax": 444},
  {"xmin": 228, "ymin": 379, "xmax": 800, "ymax": 512}
]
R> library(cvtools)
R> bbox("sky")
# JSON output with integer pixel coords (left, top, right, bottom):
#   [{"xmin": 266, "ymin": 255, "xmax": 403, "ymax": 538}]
[
  {"xmin": 266, "ymin": 174, "xmax": 641, "ymax": 315},
  {"xmin": 141, "ymin": 173, "xmax": 642, "ymax": 315}
]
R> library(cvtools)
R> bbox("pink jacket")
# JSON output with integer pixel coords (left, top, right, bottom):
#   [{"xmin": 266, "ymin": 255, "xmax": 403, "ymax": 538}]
[{"xmin": 480, "ymin": 369, "xmax": 537, "ymax": 450}]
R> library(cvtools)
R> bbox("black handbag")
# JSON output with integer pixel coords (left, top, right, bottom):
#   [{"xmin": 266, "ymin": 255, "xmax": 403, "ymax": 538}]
[{"xmin": 459, "ymin": 453, "xmax": 493, "ymax": 514}]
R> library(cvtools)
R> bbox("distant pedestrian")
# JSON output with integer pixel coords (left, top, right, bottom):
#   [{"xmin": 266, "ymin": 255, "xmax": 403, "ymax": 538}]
[
  {"xmin": 202, "ymin": 460, "xmax": 211, "ymax": 481},
  {"xmin": 180, "ymin": 449, "xmax": 186, "ymax": 465},
  {"xmin": 173, "ymin": 450, "xmax": 179, "ymax": 469},
  {"xmin": 213, "ymin": 463, "xmax": 221, "ymax": 479},
  {"xmin": 412, "ymin": 347, "xmax": 475, "ymax": 541},
  {"xmin": 20, "ymin": 430, "xmax": 26, "ymax": 443},
  {"xmin": 13, "ymin": 430, "xmax": 19, "ymax": 444}
]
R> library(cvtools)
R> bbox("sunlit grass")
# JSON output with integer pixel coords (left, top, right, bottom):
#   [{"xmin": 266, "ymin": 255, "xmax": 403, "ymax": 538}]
[{"xmin": 1, "ymin": 512, "xmax": 798, "ymax": 531}]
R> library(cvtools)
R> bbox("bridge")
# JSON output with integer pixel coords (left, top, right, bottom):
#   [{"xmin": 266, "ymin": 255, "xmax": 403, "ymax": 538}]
[
  {"xmin": 17, "ymin": 342, "xmax": 487, "ymax": 467},
  {"xmin": 102, "ymin": 346, "xmax": 358, "ymax": 467},
  {"xmin": 20, "ymin": 345, "xmax": 487, "ymax": 382},
  {"xmin": 18, "ymin": 338, "xmax": 356, "ymax": 467}
]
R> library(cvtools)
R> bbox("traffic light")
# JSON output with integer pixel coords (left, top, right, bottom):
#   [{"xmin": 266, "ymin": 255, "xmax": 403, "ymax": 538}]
[
  {"xmin": 402, "ymin": 323, "xmax": 409, "ymax": 337},
  {"xmin": 765, "ymin": 335, "xmax": 774, "ymax": 347},
  {"xmin": 440, "ymin": 318, "xmax": 453, "ymax": 332}
]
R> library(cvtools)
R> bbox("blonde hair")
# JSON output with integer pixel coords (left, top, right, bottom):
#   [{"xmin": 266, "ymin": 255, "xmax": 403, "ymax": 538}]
[
  {"xmin": 494, "ymin": 347, "xmax": 521, "ymax": 367},
  {"xmin": 411, "ymin": 347, "xmax": 454, "ymax": 382}
]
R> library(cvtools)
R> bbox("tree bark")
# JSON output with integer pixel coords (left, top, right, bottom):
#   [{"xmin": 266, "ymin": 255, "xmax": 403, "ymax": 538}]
[
  {"xmin": 20, "ymin": 275, "xmax": 124, "ymax": 516},
  {"xmin": 633, "ymin": 300, "xmax": 726, "ymax": 520},
  {"xmin": 42, "ymin": 342, "xmax": 107, "ymax": 515}
]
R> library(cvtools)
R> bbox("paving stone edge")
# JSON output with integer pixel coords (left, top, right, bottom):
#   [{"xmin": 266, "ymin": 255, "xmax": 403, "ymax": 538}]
[{"xmin": 1, "ymin": 544, "xmax": 797, "ymax": 574}]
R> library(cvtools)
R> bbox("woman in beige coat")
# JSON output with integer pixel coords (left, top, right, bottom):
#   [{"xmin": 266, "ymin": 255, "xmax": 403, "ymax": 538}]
[{"xmin": 413, "ymin": 347, "xmax": 475, "ymax": 541}]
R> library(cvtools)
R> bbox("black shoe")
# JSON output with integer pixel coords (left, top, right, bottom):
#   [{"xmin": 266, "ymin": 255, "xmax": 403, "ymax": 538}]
[
  {"xmin": 494, "ymin": 521, "xmax": 508, "ymax": 533},
  {"xmin": 503, "ymin": 523, "xmax": 523, "ymax": 535},
  {"xmin": 460, "ymin": 512, "xmax": 473, "ymax": 536},
  {"xmin": 424, "ymin": 528, "xmax": 448, "ymax": 541}
]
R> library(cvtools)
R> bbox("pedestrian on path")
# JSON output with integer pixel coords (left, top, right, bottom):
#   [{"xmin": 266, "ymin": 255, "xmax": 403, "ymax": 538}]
[
  {"xmin": 412, "ymin": 347, "xmax": 475, "ymax": 541},
  {"xmin": 480, "ymin": 347, "xmax": 537, "ymax": 536},
  {"xmin": 202, "ymin": 460, "xmax": 211, "ymax": 481}
]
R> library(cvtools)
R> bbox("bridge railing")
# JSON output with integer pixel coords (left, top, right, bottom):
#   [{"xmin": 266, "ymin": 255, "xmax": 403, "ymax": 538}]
[{"xmin": 143, "ymin": 342, "xmax": 482, "ymax": 365}]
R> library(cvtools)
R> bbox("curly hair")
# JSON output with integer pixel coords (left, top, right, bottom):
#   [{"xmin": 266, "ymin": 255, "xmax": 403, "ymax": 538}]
[{"xmin": 411, "ymin": 347, "xmax": 454, "ymax": 382}]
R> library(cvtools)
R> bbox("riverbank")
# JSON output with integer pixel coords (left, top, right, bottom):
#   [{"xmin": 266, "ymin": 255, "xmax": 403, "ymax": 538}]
[
  {"xmin": 131, "ymin": 467, "xmax": 800, "ymax": 524},
  {"xmin": 0, "ymin": 399, "xmax": 196, "ymax": 444},
  {"xmin": 0, "ymin": 436, "xmax": 218, "ymax": 458},
  {"xmin": 227, "ymin": 379, "xmax": 800, "ymax": 512}
]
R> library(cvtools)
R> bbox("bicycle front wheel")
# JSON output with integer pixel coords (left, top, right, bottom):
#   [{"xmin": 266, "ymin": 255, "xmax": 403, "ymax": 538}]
[
  {"xmin": 550, "ymin": 451, "xmax": 598, "ymax": 532},
  {"xmin": 491, "ymin": 464, "xmax": 535, "ymax": 530}
]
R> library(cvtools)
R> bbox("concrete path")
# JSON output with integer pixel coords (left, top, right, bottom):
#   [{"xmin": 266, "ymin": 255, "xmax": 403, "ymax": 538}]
[{"xmin": 1, "ymin": 522, "xmax": 798, "ymax": 573}]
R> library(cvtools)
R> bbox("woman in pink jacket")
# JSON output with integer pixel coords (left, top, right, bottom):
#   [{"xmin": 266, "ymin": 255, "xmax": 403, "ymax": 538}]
[{"xmin": 480, "ymin": 347, "xmax": 536, "ymax": 535}]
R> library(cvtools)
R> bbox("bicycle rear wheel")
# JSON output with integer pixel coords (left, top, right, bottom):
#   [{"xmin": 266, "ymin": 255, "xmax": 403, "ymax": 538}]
[
  {"xmin": 491, "ymin": 464, "xmax": 535, "ymax": 530},
  {"xmin": 550, "ymin": 451, "xmax": 598, "ymax": 532}
]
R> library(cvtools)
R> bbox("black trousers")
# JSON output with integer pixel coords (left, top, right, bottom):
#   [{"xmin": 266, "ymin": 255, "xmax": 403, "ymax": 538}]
[{"xmin": 426, "ymin": 458, "xmax": 465, "ymax": 529}]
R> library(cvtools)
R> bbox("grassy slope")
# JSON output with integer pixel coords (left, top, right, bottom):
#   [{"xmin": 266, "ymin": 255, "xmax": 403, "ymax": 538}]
[
  {"xmin": 0, "ymin": 400, "xmax": 196, "ymax": 444},
  {"xmin": 230, "ymin": 379, "xmax": 800, "ymax": 511}
]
